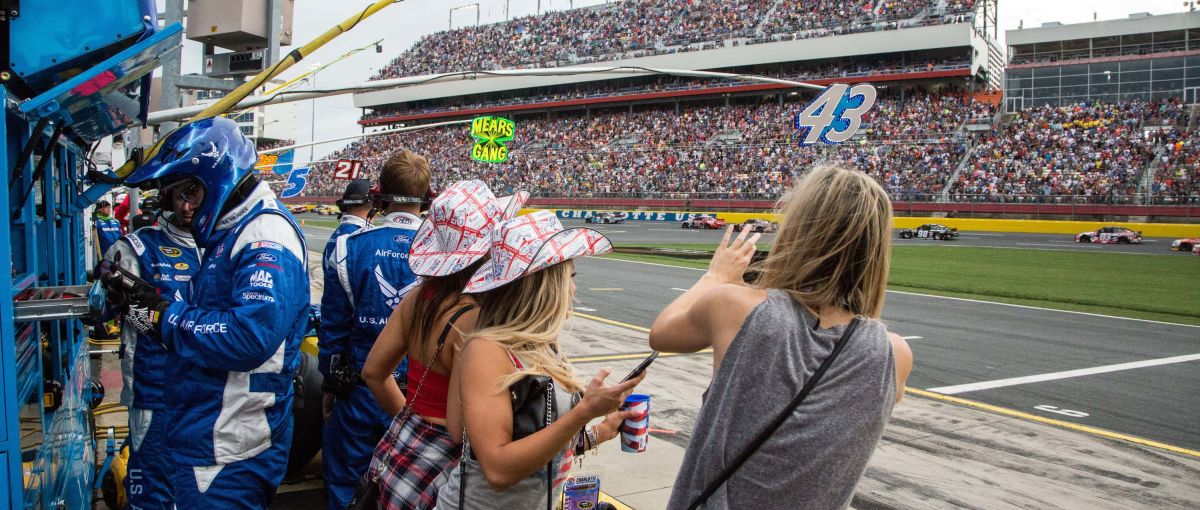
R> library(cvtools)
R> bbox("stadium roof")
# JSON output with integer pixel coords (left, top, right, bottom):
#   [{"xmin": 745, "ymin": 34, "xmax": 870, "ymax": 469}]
[
  {"xmin": 1007, "ymin": 11, "xmax": 1200, "ymax": 46},
  {"xmin": 353, "ymin": 21, "xmax": 981, "ymax": 110}
]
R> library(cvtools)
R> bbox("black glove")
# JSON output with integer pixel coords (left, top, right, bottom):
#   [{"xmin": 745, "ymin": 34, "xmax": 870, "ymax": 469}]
[
  {"xmin": 98, "ymin": 253, "xmax": 158, "ymax": 315},
  {"xmin": 124, "ymin": 290, "xmax": 169, "ymax": 340}
]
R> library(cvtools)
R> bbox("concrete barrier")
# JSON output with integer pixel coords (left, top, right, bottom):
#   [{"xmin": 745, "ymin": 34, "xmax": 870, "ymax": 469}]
[{"xmin": 528, "ymin": 209, "xmax": 1200, "ymax": 238}]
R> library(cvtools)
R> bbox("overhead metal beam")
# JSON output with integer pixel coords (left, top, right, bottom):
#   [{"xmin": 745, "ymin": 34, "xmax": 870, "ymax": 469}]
[{"xmin": 175, "ymin": 75, "xmax": 240, "ymax": 92}]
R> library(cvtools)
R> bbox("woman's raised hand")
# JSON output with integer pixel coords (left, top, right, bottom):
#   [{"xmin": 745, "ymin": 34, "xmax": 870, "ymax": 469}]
[{"xmin": 707, "ymin": 225, "xmax": 761, "ymax": 285}]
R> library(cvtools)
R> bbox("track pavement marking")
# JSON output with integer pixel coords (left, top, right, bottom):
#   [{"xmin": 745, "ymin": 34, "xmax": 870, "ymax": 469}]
[
  {"xmin": 570, "ymin": 349, "xmax": 712, "ymax": 364},
  {"xmin": 927, "ymin": 353, "xmax": 1200, "ymax": 394},
  {"xmin": 901, "ymin": 336, "xmax": 922, "ymax": 340},
  {"xmin": 907, "ymin": 388, "xmax": 1200, "ymax": 458},
  {"xmin": 885, "ymin": 290, "xmax": 1200, "ymax": 329},
  {"xmin": 575, "ymin": 312, "xmax": 652, "ymax": 332}
]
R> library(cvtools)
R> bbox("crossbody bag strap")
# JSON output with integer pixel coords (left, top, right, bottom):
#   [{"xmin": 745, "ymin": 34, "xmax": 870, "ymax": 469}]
[
  {"xmin": 410, "ymin": 303, "xmax": 477, "ymax": 409},
  {"xmin": 434, "ymin": 304, "xmax": 477, "ymax": 357},
  {"xmin": 544, "ymin": 378, "xmax": 557, "ymax": 510},
  {"xmin": 685, "ymin": 317, "xmax": 863, "ymax": 510}
]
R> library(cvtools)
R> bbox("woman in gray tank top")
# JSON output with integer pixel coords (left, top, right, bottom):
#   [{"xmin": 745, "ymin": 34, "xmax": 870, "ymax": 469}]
[{"xmin": 650, "ymin": 164, "xmax": 914, "ymax": 510}]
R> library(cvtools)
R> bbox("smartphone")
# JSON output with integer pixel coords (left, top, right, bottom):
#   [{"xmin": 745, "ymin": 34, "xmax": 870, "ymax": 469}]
[{"xmin": 621, "ymin": 352, "xmax": 658, "ymax": 382}]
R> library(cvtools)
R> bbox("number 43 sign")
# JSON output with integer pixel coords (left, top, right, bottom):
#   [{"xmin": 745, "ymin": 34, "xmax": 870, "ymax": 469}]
[{"xmin": 794, "ymin": 83, "xmax": 877, "ymax": 145}]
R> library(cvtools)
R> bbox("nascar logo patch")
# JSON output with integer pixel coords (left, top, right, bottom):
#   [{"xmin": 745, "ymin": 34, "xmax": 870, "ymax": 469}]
[{"xmin": 252, "ymin": 241, "xmax": 283, "ymax": 251}]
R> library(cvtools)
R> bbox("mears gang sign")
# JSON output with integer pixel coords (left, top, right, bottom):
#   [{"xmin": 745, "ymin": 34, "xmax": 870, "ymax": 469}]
[
  {"xmin": 470, "ymin": 116, "xmax": 515, "ymax": 163},
  {"xmin": 794, "ymin": 83, "xmax": 877, "ymax": 145}
]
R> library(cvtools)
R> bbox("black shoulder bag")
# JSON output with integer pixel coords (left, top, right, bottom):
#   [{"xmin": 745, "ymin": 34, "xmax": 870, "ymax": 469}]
[
  {"xmin": 685, "ymin": 317, "xmax": 862, "ymax": 510},
  {"xmin": 461, "ymin": 360, "xmax": 559, "ymax": 510}
]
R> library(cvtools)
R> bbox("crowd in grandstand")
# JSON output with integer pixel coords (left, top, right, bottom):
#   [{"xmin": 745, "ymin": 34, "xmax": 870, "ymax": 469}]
[
  {"xmin": 292, "ymin": 94, "xmax": 1200, "ymax": 205},
  {"xmin": 949, "ymin": 99, "xmax": 1178, "ymax": 202},
  {"xmin": 300, "ymin": 91, "xmax": 985, "ymax": 202},
  {"xmin": 1150, "ymin": 126, "xmax": 1200, "ymax": 204},
  {"xmin": 369, "ymin": 0, "xmax": 976, "ymax": 82}
]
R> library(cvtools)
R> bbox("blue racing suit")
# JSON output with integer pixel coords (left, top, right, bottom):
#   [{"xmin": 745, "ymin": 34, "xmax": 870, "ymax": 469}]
[
  {"xmin": 95, "ymin": 214, "xmax": 123, "ymax": 257},
  {"xmin": 158, "ymin": 183, "xmax": 310, "ymax": 509},
  {"xmin": 317, "ymin": 214, "xmax": 369, "ymax": 377},
  {"xmin": 320, "ymin": 211, "xmax": 421, "ymax": 510},
  {"xmin": 106, "ymin": 222, "xmax": 199, "ymax": 510}
]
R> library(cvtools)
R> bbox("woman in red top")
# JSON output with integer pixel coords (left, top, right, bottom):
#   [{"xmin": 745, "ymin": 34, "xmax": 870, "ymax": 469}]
[{"xmin": 362, "ymin": 181, "xmax": 527, "ymax": 510}]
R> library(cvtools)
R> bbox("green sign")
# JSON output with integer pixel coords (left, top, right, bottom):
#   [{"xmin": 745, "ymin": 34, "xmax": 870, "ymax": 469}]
[{"xmin": 470, "ymin": 116, "xmax": 515, "ymax": 163}]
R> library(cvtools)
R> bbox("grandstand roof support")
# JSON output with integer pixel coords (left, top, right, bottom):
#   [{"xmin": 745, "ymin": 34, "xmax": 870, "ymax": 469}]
[
  {"xmin": 146, "ymin": 66, "xmax": 828, "ymax": 125},
  {"xmin": 257, "ymin": 118, "xmax": 472, "ymax": 155}
]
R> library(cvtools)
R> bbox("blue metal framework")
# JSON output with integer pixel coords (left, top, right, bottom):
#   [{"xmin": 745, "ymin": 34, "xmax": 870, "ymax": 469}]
[
  {"xmin": 2, "ymin": 2, "xmax": 176, "ymax": 507},
  {"xmin": 2, "ymin": 96, "xmax": 94, "ymax": 509}
]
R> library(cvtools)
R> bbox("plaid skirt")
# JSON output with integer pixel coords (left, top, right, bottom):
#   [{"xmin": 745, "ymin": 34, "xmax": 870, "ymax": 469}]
[{"xmin": 370, "ymin": 412, "xmax": 462, "ymax": 510}]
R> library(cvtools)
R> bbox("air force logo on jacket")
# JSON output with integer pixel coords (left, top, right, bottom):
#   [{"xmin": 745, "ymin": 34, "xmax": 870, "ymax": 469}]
[{"xmin": 322, "ymin": 211, "xmax": 421, "ymax": 373}]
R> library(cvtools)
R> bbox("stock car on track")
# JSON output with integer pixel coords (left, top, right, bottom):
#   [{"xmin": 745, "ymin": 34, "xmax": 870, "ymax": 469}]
[
  {"xmin": 733, "ymin": 218, "xmax": 779, "ymax": 233},
  {"xmin": 682, "ymin": 214, "xmax": 726, "ymax": 229},
  {"xmin": 585, "ymin": 212, "xmax": 626, "ymax": 224},
  {"xmin": 288, "ymin": 204, "xmax": 314, "ymax": 214},
  {"xmin": 314, "ymin": 205, "xmax": 339, "ymax": 215},
  {"xmin": 1075, "ymin": 226, "xmax": 1143, "ymax": 244},
  {"xmin": 1169, "ymin": 238, "xmax": 1200, "ymax": 253},
  {"xmin": 898, "ymin": 224, "xmax": 959, "ymax": 240}
]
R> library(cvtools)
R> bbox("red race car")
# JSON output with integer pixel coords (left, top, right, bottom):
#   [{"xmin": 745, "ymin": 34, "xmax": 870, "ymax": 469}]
[
  {"xmin": 1170, "ymin": 238, "xmax": 1199, "ymax": 253},
  {"xmin": 1075, "ymin": 226, "xmax": 1142, "ymax": 244},
  {"xmin": 681, "ymin": 214, "xmax": 726, "ymax": 229}
]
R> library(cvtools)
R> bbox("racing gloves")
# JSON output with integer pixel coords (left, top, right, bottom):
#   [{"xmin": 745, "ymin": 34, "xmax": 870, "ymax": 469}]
[
  {"xmin": 124, "ymin": 293, "xmax": 168, "ymax": 338},
  {"xmin": 98, "ymin": 253, "xmax": 170, "ymax": 342}
]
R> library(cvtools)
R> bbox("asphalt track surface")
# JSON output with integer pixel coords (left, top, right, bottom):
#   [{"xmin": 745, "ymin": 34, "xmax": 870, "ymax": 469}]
[
  {"xmin": 559, "ymin": 217, "xmax": 1185, "ymax": 255},
  {"xmin": 299, "ymin": 217, "xmax": 1200, "ymax": 455}
]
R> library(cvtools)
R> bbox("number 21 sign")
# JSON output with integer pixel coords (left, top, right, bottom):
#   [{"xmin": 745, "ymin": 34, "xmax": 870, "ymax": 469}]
[
  {"xmin": 794, "ymin": 84, "xmax": 877, "ymax": 145},
  {"xmin": 333, "ymin": 159, "xmax": 364, "ymax": 180}
]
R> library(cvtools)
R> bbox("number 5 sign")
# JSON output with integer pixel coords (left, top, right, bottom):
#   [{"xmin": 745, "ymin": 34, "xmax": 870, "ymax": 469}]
[
  {"xmin": 333, "ymin": 159, "xmax": 364, "ymax": 180},
  {"xmin": 794, "ymin": 83, "xmax": 877, "ymax": 145}
]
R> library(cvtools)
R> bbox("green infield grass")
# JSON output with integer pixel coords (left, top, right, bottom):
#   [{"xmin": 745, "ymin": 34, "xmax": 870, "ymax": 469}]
[
  {"xmin": 604, "ymin": 244, "xmax": 1200, "ymax": 325},
  {"xmin": 297, "ymin": 218, "xmax": 340, "ymax": 229}
]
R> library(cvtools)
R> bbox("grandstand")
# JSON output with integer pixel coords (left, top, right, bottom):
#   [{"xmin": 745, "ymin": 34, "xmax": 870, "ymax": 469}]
[{"xmin": 300, "ymin": 2, "xmax": 1200, "ymax": 214}]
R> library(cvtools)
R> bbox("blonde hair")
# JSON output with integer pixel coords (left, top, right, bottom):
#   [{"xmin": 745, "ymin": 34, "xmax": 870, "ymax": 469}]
[
  {"xmin": 468, "ymin": 262, "xmax": 583, "ymax": 393},
  {"xmin": 755, "ymin": 164, "xmax": 892, "ymax": 318}
]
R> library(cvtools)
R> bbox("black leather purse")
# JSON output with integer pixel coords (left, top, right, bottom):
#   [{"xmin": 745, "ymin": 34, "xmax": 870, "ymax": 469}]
[
  {"xmin": 462, "ymin": 374, "xmax": 558, "ymax": 510},
  {"xmin": 510, "ymin": 375, "xmax": 556, "ymax": 441}
]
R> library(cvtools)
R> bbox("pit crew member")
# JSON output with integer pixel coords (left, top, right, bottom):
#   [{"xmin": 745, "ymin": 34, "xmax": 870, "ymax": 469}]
[
  {"xmin": 114, "ymin": 116, "xmax": 310, "ymax": 509},
  {"xmin": 320, "ymin": 151, "xmax": 428, "ymax": 510}
]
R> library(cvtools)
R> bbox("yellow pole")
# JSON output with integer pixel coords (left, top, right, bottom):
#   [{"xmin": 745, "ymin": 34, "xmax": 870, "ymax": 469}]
[
  {"xmin": 194, "ymin": 0, "xmax": 397, "ymax": 119},
  {"xmin": 116, "ymin": 0, "xmax": 400, "ymax": 179}
]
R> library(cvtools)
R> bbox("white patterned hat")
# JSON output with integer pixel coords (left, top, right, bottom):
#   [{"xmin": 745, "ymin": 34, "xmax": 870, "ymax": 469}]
[
  {"xmin": 464, "ymin": 210, "xmax": 612, "ymax": 294},
  {"xmin": 409, "ymin": 180, "xmax": 530, "ymax": 277}
]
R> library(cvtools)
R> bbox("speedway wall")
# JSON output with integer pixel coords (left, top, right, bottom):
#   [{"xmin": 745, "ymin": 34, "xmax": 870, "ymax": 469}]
[{"xmin": 537, "ymin": 209, "xmax": 1200, "ymax": 238}]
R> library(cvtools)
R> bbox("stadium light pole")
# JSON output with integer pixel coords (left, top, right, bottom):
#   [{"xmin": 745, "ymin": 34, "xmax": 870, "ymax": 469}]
[
  {"xmin": 449, "ymin": 4, "xmax": 479, "ymax": 29},
  {"xmin": 306, "ymin": 63, "xmax": 320, "ymax": 163}
]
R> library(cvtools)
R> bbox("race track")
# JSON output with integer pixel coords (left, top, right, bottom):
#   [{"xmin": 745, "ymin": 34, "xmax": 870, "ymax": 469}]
[
  {"xmin": 558, "ymin": 217, "xmax": 1184, "ymax": 255},
  {"xmin": 300, "ymin": 218, "xmax": 1200, "ymax": 454}
]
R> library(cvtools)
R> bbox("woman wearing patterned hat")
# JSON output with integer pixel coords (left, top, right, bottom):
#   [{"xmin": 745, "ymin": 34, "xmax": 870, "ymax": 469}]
[
  {"xmin": 361, "ymin": 180, "xmax": 528, "ymax": 510},
  {"xmin": 437, "ymin": 210, "xmax": 646, "ymax": 510}
]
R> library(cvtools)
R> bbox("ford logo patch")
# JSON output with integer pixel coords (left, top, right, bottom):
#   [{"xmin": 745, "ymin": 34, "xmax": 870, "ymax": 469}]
[{"xmin": 256, "ymin": 253, "xmax": 278, "ymax": 262}]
